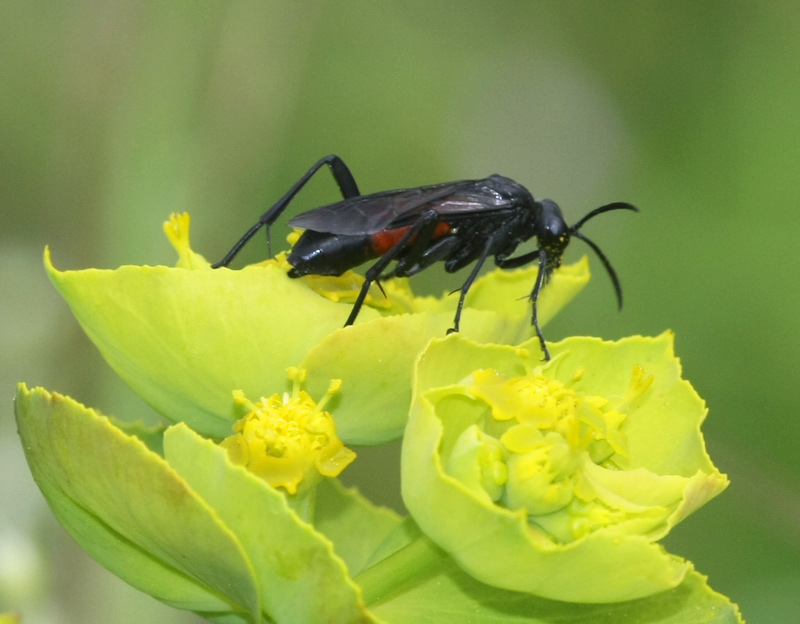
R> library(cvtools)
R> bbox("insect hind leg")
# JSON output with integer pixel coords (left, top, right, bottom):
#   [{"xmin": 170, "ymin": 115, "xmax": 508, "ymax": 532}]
[{"xmin": 212, "ymin": 155, "xmax": 361, "ymax": 268}]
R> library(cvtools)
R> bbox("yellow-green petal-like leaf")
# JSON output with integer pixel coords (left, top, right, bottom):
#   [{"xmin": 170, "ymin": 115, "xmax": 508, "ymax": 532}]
[
  {"xmin": 448, "ymin": 255, "xmax": 590, "ymax": 327},
  {"xmin": 544, "ymin": 332, "xmax": 729, "ymax": 538},
  {"xmin": 14, "ymin": 385, "xmax": 260, "ymax": 618},
  {"xmin": 301, "ymin": 258, "xmax": 588, "ymax": 444},
  {"xmin": 300, "ymin": 310, "xmax": 509, "ymax": 444},
  {"xmin": 46, "ymin": 242, "xmax": 588, "ymax": 444},
  {"xmin": 45, "ymin": 249, "xmax": 352, "ymax": 439}
]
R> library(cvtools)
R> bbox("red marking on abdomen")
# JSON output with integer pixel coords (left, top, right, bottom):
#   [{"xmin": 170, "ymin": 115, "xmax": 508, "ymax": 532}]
[{"xmin": 370, "ymin": 222, "xmax": 452, "ymax": 255}]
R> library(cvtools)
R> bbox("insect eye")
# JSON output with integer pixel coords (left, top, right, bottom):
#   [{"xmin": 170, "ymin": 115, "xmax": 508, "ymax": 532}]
[{"xmin": 539, "ymin": 217, "xmax": 568, "ymax": 243}]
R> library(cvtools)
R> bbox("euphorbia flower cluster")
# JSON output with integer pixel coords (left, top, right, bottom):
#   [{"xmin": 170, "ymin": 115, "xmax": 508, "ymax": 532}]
[
  {"xmin": 402, "ymin": 333, "xmax": 728, "ymax": 603},
  {"xmin": 13, "ymin": 213, "xmax": 743, "ymax": 623}
]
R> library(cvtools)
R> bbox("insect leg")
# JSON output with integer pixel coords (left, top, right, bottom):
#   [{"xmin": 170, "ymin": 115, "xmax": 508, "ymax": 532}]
[
  {"xmin": 495, "ymin": 249, "xmax": 554, "ymax": 358},
  {"xmin": 529, "ymin": 249, "xmax": 551, "ymax": 361},
  {"xmin": 344, "ymin": 209, "xmax": 441, "ymax": 327},
  {"xmin": 394, "ymin": 234, "xmax": 460, "ymax": 277},
  {"xmin": 495, "ymin": 248, "xmax": 542, "ymax": 269},
  {"xmin": 447, "ymin": 237, "xmax": 497, "ymax": 334},
  {"xmin": 212, "ymin": 155, "xmax": 361, "ymax": 268}
]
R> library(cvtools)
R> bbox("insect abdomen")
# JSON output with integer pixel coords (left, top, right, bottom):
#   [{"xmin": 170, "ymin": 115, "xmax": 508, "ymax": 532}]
[
  {"xmin": 369, "ymin": 222, "xmax": 452, "ymax": 255},
  {"xmin": 287, "ymin": 231, "xmax": 375, "ymax": 277}
]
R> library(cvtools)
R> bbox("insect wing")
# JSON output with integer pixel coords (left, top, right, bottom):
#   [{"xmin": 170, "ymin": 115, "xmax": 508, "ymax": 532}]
[{"xmin": 288, "ymin": 179, "xmax": 515, "ymax": 235}]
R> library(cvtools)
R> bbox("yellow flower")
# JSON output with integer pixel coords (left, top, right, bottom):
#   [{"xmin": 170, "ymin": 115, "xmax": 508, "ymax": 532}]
[{"xmin": 220, "ymin": 368, "xmax": 355, "ymax": 495}]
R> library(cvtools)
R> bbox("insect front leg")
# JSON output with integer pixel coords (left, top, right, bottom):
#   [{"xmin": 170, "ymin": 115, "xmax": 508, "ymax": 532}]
[
  {"xmin": 530, "ymin": 250, "xmax": 551, "ymax": 360},
  {"xmin": 212, "ymin": 155, "xmax": 361, "ymax": 268},
  {"xmin": 344, "ymin": 209, "xmax": 441, "ymax": 327},
  {"xmin": 495, "ymin": 248, "xmax": 552, "ymax": 360},
  {"xmin": 494, "ymin": 248, "xmax": 542, "ymax": 269}
]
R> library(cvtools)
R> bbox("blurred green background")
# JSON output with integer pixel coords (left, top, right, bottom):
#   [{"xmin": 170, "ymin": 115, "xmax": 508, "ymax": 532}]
[{"xmin": 2, "ymin": 1, "xmax": 799, "ymax": 622}]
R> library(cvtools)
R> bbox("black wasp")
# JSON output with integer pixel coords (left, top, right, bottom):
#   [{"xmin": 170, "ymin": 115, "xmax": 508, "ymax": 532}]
[{"xmin": 213, "ymin": 155, "xmax": 637, "ymax": 360}]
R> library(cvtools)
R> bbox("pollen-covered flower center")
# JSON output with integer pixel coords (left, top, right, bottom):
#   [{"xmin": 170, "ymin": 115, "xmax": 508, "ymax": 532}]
[
  {"xmin": 457, "ymin": 363, "xmax": 653, "ymax": 542},
  {"xmin": 220, "ymin": 368, "xmax": 355, "ymax": 495}
]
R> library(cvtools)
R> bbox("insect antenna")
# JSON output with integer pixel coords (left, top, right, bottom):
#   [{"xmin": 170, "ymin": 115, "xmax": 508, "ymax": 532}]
[{"xmin": 570, "ymin": 202, "xmax": 638, "ymax": 309}]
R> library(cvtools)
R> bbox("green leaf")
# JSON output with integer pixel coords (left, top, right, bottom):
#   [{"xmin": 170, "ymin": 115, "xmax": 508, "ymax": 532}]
[
  {"xmin": 370, "ymin": 564, "xmax": 743, "ymax": 624},
  {"xmin": 14, "ymin": 385, "xmax": 260, "ymax": 618},
  {"xmin": 313, "ymin": 479, "xmax": 404, "ymax": 576},
  {"xmin": 352, "ymin": 521, "xmax": 742, "ymax": 623},
  {"xmin": 163, "ymin": 424, "xmax": 375, "ymax": 624}
]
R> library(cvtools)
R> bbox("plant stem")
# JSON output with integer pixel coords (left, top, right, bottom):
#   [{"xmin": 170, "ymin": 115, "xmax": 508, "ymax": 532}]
[
  {"xmin": 354, "ymin": 534, "xmax": 448, "ymax": 605},
  {"xmin": 288, "ymin": 485, "xmax": 316, "ymax": 523}
]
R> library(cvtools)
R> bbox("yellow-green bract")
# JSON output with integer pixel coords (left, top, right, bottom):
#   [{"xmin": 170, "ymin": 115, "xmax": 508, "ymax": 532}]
[{"xmin": 43, "ymin": 213, "xmax": 590, "ymax": 445}]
